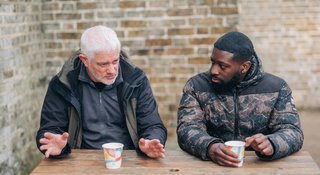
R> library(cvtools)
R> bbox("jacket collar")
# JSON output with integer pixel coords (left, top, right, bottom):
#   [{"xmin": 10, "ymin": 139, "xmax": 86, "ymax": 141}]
[
  {"xmin": 78, "ymin": 63, "xmax": 123, "ymax": 90},
  {"xmin": 237, "ymin": 54, "xmax": 264, "ymax": 89}
]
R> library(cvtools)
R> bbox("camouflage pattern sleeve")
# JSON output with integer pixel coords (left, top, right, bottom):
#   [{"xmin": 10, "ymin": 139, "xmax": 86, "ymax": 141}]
[
  {"xmin": 259, "ymin": 82, "xmax": 304, "ymax": 160},
  {"xmin": 176, "ymin": 79, "xmax": 223, "ymax": 160}
]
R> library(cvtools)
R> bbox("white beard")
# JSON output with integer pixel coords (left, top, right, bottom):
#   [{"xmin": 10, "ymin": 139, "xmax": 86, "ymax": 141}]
[{"xmin": 103, "ymin": 73, "xmax": 118, "ymax": 85}]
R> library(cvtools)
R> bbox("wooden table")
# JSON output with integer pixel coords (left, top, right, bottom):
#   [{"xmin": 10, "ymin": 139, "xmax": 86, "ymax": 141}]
[{"xmin": 31, "ymin": 149, "xmax": 320, "ymax": 175}]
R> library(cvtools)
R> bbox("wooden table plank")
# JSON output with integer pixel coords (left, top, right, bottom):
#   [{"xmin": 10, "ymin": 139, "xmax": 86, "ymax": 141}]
[{"xmin": 31, "ymin": 150, "xmax": 320, "ymax": 175}]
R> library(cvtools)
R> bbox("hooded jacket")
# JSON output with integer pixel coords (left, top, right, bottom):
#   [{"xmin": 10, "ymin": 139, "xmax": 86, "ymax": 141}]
[
  {"xmin": 36, "ymin": 51, "xmax": 167, "ymax": 157},
  {"xmin": 177, "ymin": 55, "xmax": 303, "ymax": 161}
]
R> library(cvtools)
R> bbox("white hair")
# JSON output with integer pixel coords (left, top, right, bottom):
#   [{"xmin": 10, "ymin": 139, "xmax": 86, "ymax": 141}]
[{"xmin": 80, "ymin": 25, "xmax": 121, "ymax": 59}]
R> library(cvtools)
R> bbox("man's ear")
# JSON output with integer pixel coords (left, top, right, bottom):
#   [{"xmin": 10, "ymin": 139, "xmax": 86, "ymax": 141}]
[
  {"xmin": 241, "ymin": 60, "xmax": 252, "ymax": 74},
  {"xmin": 79, "ymin": 54, "xmax": 88, "ymax": 67}
]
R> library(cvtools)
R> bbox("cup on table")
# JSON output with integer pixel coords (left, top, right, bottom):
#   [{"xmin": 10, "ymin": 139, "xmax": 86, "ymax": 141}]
[
  {"xmin": 102, "ymin": 143, "xmax": 124, "ymax": 169},
  {"xmin": 224, "ymin": 140, "xmax": 245, "ymax": 167}
]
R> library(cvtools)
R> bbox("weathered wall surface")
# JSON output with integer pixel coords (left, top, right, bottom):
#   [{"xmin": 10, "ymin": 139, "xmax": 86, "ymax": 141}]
[
  {"xmin": 238, "ymin": 0, "xmax": 320, "ymax": 109},
  {"xmin": 0, "ymin": 1, "xmax": 45, "ymax": 175}
]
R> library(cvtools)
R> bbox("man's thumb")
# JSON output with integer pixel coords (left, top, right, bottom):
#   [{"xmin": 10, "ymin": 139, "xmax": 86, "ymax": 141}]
[{"xmin": 62, "ymin": 132, "xmax": 69, "ymax": 140}]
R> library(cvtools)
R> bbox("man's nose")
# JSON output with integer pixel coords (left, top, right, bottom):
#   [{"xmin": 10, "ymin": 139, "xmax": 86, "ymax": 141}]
[
  {"xmin": 106, "ymin": 64, "xmax": 117, "ymax": 73},
  {"xmin": 211, "ymin": 65, "xmax": 219, "ymax": 75}
]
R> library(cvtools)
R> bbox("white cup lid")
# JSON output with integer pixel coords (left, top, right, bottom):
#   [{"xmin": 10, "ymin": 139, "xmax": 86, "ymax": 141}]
[
  {"xmin": 225, "ymin": 141, "xmax": 245, "ymax": 147},
  {"xmin": 102, "ymin": 143, "xmax": 124, "ymax": 149}
]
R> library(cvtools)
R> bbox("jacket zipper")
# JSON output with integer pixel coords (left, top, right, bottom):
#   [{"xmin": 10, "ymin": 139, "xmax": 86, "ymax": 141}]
[{"xmin": 233, "ymin": 88, "xmax": 239, "ymax": 139}]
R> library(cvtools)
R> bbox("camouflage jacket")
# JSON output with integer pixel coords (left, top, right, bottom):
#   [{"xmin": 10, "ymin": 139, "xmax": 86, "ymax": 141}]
[{"xmin": 177, "ymin": 57, "xmax": 303, "ymax": 161}]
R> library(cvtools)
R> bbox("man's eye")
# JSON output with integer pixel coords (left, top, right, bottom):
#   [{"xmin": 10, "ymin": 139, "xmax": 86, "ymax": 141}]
[
  {"xmin": 220, "ymin": 65, "xmax": 226, "ymax": 70},
  {"xmin": 98, "ymin": 64, "xmax": 108, "ymax": 67}
]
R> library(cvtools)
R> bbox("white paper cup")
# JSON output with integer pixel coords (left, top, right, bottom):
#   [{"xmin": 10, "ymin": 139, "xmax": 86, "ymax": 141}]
[
  {"xmin": 225, "ymin": 141, "xmax": 245, "ymax": 167},
  {"xmin": 102, "ymin": 143, "xmax": 124, "ymax": 169}
]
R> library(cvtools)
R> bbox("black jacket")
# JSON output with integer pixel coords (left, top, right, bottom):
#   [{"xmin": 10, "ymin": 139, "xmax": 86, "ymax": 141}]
[{"xmin": 36, "ymin": 51, "xmax": 167, "ymax": 157}]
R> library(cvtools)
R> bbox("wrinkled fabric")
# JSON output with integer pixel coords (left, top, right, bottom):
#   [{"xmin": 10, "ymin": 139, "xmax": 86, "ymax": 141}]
[{"xmin": 177, "ymin": 56, "xmax": 303, "ymax": 161}]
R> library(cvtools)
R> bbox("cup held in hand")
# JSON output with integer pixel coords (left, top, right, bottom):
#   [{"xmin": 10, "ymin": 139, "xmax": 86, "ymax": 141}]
[{"xmin": 225, "ymin": 141, "xmax": 245, "ymax": 167}]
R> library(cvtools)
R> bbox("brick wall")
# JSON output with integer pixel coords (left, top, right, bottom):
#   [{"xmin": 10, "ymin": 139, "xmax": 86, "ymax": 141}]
[
  {"xmin": 238, "ymin": 0, "xmax": 320, "ymax": 109},
  {"xmin": 41, "ymin": 0, "xmax": 239, "ymax": 139},
  {"xmin": 1, "ymin": 0, "xmax": 320, "ymax": 174},
  {"xmin": 0, "ymin": 1, "xmax": 45, "ymax": 175}
]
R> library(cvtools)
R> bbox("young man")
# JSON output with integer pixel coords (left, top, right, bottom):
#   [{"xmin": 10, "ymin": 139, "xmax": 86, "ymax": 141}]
[
  {"xmin": 36, "ymin": 25, "xmax": 167, "ymax": 159},
  {"xmin": 177, "ymin": 32, "xmax": 303, "ymax": 167}
]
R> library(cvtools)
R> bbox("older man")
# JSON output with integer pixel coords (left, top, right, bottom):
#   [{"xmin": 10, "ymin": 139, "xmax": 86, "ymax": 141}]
[{"xmin": 36, "ymin": 25, "xmax": 167, "ymax": 159}]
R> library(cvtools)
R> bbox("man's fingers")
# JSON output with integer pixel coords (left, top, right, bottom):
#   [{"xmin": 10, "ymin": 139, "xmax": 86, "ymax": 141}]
[
  {"xmin": 39, "ymin": 138, "xmax": 49, "ymax": 144},
  {"xmin": 152, "ymin": 152, "xmax": 165, "ymax": 159},
  {"xmin": 149, "ymin": 139, "xmax": 161, "ymax": 146},
  {"xmin": 138, "ymin": 138, "xmax": 166, "ymax": 159},
  {"xmin": 40, "ymin": 144, "xmax": 49, "ymax": 151},
  {"xmin": 246, "ymin": 133, "xmax": 265, "ymax": 147},
  {"xmin": 45, "ymin": 148, "xmax": 52, "ymax": 158},
  {"xmin": 152, "ymin": 139, "xmax": 160, "ymax": 144},
  {"xmin": 215, "ymin": 151, "xmax": 240, "ymax": 167},
  {"xmin": 246, "ymin": 133, "xmax": 273, "ymax": 155},
  {"xmin": 252, "ymin": 134, "xmax": 267, "ymax": 145},
  {"xmin": 62, "ymin": 132, "xmax": 69, "ymax": 140},
  {"xmin": 262, "ymin": 146, "xmax": 273, "ymax": 156},
  {"xmin": 216, "ymin": 145, "xmax": 239, "ymax": 162},
  {"xmin": 245, "ymin": 137, "xmax": 254, "ymax": 147},
  {"xmin": 146, "ymin": 151, "xmax": 165, "ymax": 159},
  {"xmin": 215, "ymin": 156, "xmax": 240, "ymax": 167},
  {"xmin": 156, "ymin": 152, "xmax": 165, "ymax": 158},
  {"xmin": 139, "ymin": 138, "xmax": 146, "ymax": 146},
  {"xmin": 44, "ymin": 132, "xmax": 56, "ymax": 139},
  {"xmin": 208, "ymin": 143, "xmax": 241, "ymax": 167},
  {"xmin": 256, "ymin": 139, "xmax": 269, "ymax": 150},
  {"xmin": 220, "ymin": 150, "xmax": 240, "ymax": 163},
  {"xmin": 156, "ymin": 147, "xmax": 165, "ymax": 154},
  {"xmin": 160, "ymin": 154, "xmax": 165, "ymax": 158},
  {"xmin": 259, "ymin": 139, "xmax": 273, "ymax": 155},
  {"xmin": 221, "ymin": 146, "xmax": 238, "ymax": 158},
  {"xmin": 144, "ymin": 139, "xmax": 164, "ymax": 149},
  {"xmin": 153, "ymin": 143, "xmax": 164, "ymax": 149}
]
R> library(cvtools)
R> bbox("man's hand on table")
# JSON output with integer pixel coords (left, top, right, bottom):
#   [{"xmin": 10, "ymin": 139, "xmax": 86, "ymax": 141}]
[
  {"xmin": 138, "ymin": 138, "xmax": 165, "ymax": 158},
  {"xmin": 208, "ymin": 143, "xmax": 241, "ymax": 167},
  {"xmin": 39, "ymin": 132, "xmax": 69, "ymax": 158},
  {"xmin": 245, "ymin": 133, "xmax": 274, "ymax": 156}
]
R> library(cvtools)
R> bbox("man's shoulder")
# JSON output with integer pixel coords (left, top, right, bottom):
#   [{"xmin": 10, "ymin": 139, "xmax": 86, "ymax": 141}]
[
  {"xmin": 51, "ymin": 53, "xmax": 82, "ymax": 90},
  {"xmin": 249, "ymin": 72, "xmax": 288, "ymax": 93},
  {"xmin": 261, "ymin": 73, "xmax": 287, "ymax": 86},
  {"xmin": 188, "ymin": 71, "xmax": 210, "ymax": 82},
  {"xmin": 119, "ymin": 52, "xmax": 146, "ymax": 85},
  {"xmin": 57, "ymin": 54, "xmax": 81, "ymax": 77},
  {"xmin": 185, "ymin": 71, "xmax": 212, "ymax": 92}
]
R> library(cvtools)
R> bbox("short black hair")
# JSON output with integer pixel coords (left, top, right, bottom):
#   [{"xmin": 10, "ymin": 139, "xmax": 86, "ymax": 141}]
[{"xmin": 214, "ymin": 31, "xmax": 255, "ymax": 61}]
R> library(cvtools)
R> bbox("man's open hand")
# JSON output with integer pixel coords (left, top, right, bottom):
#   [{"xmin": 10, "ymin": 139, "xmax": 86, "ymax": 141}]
[
  {"xmin": 138, "ymin": 138, "xmax": 165, "ymax": 158},
  {"xmin": 39, "ymin": 132, "xmax": 69, "ymax": 158}
]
